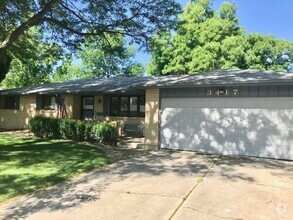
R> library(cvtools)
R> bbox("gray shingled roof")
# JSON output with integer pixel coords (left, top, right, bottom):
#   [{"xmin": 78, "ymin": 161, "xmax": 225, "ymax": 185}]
[
  {"xmin": 1, "ymin": 69, "xmax": 293, "ymax": 95},
  {"xmin": 0, "ymin": 77, "xmax": 149, "ymax": 95},
  {"xmin": 145, "ymin": 69, "xmax": 293, "ymax": 88}
]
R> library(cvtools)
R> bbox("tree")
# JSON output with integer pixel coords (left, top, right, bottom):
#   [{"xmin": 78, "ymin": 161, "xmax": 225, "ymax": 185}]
[
  {"xmin": 52, "ymin": 35, "xmax": 144, "ymax": 81},
  {"xmin": 245, "ymin": 34, "xmax": 293, "ymax": 72},
  {"xmin": 51, "ymin": 55, "xmax": 83, "ymax": 82},
  {"xmin": 148, "ymin": 0, "xmax": 293, "ymax": 75},
  {"xmin": 0, "ymin": 0, "xmax": 181, "ymax": 81},
  {"xmin": 78, "ymin": 35, "xmax": 145, "ymax": 78},
  {"xmin": 1, "ymin": 28, "xmax": 61, "ymax": 88}
]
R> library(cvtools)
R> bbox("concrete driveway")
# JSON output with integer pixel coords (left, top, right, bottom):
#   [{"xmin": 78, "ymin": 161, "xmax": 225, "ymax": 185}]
[{"xmin": 0, "ymin": 150, "xmax": 292, "ymax": 220}]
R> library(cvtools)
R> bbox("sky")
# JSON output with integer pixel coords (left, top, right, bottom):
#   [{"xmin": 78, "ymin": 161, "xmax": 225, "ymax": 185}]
[{"xmin": 135, "ymin": 0, "xmax": 293, "ymax": 66}]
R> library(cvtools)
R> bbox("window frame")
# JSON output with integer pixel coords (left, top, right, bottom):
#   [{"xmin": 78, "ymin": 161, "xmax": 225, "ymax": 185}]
[
  {"xmin": 3, "ymin": 95, "xmax": 20, "ymax": 110},
  {"xmin": 83, "ymin": 97, "xmax": 94, "ymax": 110},
  {"xmin": 36, "ymin": 95, "xmax": 57, "ymax": 111},
  {"xmin": 110, "ymin": 95, "xmax": 145, "ymax": 117}
]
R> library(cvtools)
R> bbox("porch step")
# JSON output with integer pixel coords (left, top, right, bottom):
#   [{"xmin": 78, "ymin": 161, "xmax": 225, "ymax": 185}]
[
  {"xmin": 117, "ymin": 137, "xmax": 157, "ymax": 150},
  {"xmin": 117, "ymin": 142, "xmax": 158, "ymax": 150},
  {"xmin": 117, "ymin": 142, "xmax": 146, "ymax": 149}
]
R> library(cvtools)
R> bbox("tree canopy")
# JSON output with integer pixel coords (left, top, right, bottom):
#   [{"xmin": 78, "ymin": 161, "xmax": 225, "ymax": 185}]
[
  {"xmin": 52, "ymin": 34, "xmax": 144, "ymax": 82},
  {"xmin": 0, "ymin": 0, "xmax": 181, "ymax": 81},
  {"xmin": 1, "ymin": 27, "xmax": 61, "ymax": 88},
  {"xmin": 148, "ymin": 0, "xmax": 293, "ymax": 75}
]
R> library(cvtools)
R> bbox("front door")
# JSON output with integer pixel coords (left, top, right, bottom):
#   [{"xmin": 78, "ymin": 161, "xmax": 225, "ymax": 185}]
[{"xmin": 81, "ymin": 97, "xmax": 94, "ymax": 121}]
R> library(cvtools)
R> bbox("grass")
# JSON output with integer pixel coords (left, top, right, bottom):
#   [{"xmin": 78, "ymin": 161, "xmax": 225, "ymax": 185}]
[{"xmin": 0, "ymin": 133, "xmax": 108, "ymax": 203}]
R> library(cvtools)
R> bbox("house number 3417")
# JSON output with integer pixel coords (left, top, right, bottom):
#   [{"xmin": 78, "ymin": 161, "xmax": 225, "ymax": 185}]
[{"xmin": 207, "ymin": 89, "xmax": 238, "ymax": 96}]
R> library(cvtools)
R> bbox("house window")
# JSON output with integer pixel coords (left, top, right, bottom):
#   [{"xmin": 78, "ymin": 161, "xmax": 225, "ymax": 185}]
[
  {"xmin": 43, "ymin": 96, "xmax": 56, "ymax": 110},
  {"xmin": 36, "ymin": 95, "xmax": 57, "ymax": 110},
  {"xmin": 120, "ymin": 97, "xmax": 128, "ymax": 116},
  {"xmin": 110, "ymin": 97, "xmax": 119, "ymax": 115},
  {"xmin": 83, "ymin": 97, "xmax": 94, "ymax": 110},
  {"xmin": 129, "ymin": 97, "xmax": 138, "ymax": 117},
  {"xmin": 139, "ymin": 96, "xmax": 145, "ymax": 117},
  {"xmin": 3, "ymin": 96, "xmax": 20, "ymax": 110},
  {"xmin": 110, "ymin": 96, "xmax": 145, "ymax": 117}
]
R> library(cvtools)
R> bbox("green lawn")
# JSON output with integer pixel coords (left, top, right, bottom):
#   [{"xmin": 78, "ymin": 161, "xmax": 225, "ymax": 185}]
[{"xmin": 0, "ymin": 133, "xmax": 108, "ymax": 203}]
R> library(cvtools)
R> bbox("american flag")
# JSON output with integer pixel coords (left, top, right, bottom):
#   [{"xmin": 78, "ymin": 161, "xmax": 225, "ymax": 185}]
[{"xmin": 55, "ymin": 95, "xmax": 67, "ymax": 118}]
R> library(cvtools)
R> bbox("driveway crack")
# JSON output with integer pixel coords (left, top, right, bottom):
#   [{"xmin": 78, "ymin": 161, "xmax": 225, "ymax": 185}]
[
  {"xmin": 168, "ymin": 153, "xmax": 222, "ymax": 220},
  {"xmin": 109, "ymin": 190, "xmax": 181, "ymax": 199},
  {"xmin": 250, "ymin": 182, "xmax": 293, "ymax": 190},
  {"xmin": 183, "ymin": 206, "xmax": 244, "ymax": 220}
]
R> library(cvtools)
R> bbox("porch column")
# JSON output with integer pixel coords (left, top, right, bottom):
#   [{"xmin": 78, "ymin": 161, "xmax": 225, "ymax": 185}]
[{"xmin": 145, "ymin": 88, "xmax": 160, "ymax": 149}]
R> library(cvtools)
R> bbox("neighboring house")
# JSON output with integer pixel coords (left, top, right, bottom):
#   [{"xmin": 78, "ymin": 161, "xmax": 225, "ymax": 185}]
[{"xmin": 0, "ymin": 69, "xmax": 293, "ymax": 160}]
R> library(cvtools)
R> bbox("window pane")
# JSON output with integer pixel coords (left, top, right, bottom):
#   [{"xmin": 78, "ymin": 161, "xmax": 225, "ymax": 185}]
[
  {"xmin": 120, "ymin": 97, "xmax": 128, "ymax": 116},
  {"xmin": 4, "ymin": 96, "xmax": 16, "ymax": 109},
  {"xmin": 43, "ymin": 96, "xmax": 56, "ymax": 110},
  {"xmin": 139, "ymin": 96, "xmax": 145, "ymax": 117},
  {"xmin": 110, "ymin": 97, "xmax": 119, "ymax": 115},
  {"xmin": 83, "ymin": 97, "xmax": 94, "ymax": 109},
  {"xmin": 130, "ymin": 97, "xmax": 138, "ymax": 116},
  {"xmin": 0, "ymin": 96, "xmax": 3, "ymax": 109}
]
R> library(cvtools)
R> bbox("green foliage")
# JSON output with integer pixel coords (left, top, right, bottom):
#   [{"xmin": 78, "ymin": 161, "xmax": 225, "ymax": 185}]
[
  {"xmin": 51, "ymin": 55, "xmax": 84, "ymax": 82},
  {"xmin": 52, "ymin": 34, "xmax": 145, "ymax": 81},
  {"xmin": 0, "ymin": 0, "xmax": 181, "ymax": 80},
  {"xmin": 244, "ymin": 34, "xmax": 293, "ymax": 72},
  {"xmin": 84, "ymin": 123, "xmax": 94, "ymax": 141},
  {"xmin": 76, "ymin": 120, "xmax": 86, "ymax": 141},
  {"xmin": 28, "ymin": 116, "xmax": 116, "ymax": 144},
  {"xmin": 148, "ymin": 0, "xmax": 293, "ymax": 75},
  {"xmin": 1, "ymin": 28, "xmax": 61, "ymax": 89},
  {"xmin": 28, "ymin": 116, "xmax": 60, "ymax": 139},
  {"xmin": 59, "ymin": 119, "xmax": 77, "ymax": 140},
  {"xmin": 91, "ymin": 123, "xmax": 116, "ymax": 144}
]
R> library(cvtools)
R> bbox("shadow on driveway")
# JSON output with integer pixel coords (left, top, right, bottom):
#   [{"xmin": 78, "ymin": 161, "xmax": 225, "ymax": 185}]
[{"xmin": 0, "ymin": 150, "xmax": 292, "ymax": 220}]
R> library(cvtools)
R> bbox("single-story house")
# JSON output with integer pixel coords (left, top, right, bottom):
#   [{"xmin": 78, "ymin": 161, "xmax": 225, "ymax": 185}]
[{"xmin": 0, "ymin": 69, "xmax": 293, "ymax": 160}]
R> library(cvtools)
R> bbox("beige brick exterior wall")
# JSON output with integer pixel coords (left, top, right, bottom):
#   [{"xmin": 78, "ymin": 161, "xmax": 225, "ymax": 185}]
[
  {"xmin": 145, "ymin": 88, "xmax": 160, "ymax": 147},
  {"xmin": 0, "ymin": 95, "xmax": 35, "ymax": 129},
  {"xmin": 63, "ymin": 95, "xmax": 74, "ymax": 118},
  {"xmin": 0, "ymin": 93, "xmax": 147, "ymax": 137},
  {"xmin": 72, "ymin": 95, "xmax": 81, "ymax": 120},
  {"xmin": 0, "ymin": 95, "xmax": 76, "ymax": 130}
]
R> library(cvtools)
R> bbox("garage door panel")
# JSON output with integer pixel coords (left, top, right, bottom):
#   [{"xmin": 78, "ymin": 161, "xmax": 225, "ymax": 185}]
[{"xmin": 160, "ymin": 98, "xmax": 293, "ymax": 160}]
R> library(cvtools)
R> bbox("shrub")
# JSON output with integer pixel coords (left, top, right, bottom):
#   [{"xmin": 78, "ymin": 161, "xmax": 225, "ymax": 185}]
[
  {"xmin": 84, "ymin": 122, "xmax": 94, "ymax": 141},
  {"xmin": 29, "ymin": 116, "xmax": 60, "ymax": 138},
  {"xmin": 76, "ymin": 120, "xmax": 86, "ymax": 141},
  {"xmin": 59, "ymin": 119, "xmax": 77, "ymax": 140},
  {"xmin": 29, "ymin": 116, "xmax": 45, "ymax": 137},
  {"xmin": 46, "ymin": 118, "xmax": 60, "ymax": 139},
  {"xmin": 91, "ymin": 123, "xmax": 116, "ymax": 144},
  {"xmin": 29, "ymin": 116, "xmax": 117, "ymax": 144}
]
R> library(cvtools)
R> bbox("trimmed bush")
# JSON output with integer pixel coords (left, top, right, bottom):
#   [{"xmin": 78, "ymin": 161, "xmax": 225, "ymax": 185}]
[
  {"xmin": 91, "ymin": 123, "xmax": 116, "ymax": 144},
  {"xmin": 29, "ymin": 116, "xmax": 117, "ymax": 144},
  {"xmin": 29, "ymin": 116, "xmax": 60, "ymax": 138},
  {"xmin": 84, "ymin": 122, "xmax": 94, "ymax": 141},
  {"xmin": 76, "ymin": 120, "xmax": 86, "ymax": 141},
  {"xmin": 59, "ymin": 119, "xmax": 77, "ymax": 140}
]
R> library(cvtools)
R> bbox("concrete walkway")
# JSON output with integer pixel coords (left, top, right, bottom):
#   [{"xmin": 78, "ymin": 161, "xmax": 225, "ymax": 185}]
[{"xmin": 0, "ymin": 151, "xmax": 292, "ymax": 220}]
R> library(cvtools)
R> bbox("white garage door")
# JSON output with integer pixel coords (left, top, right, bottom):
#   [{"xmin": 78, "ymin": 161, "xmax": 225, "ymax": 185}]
[{"xmin": 160, "ymin": 97, "xmax": 293, "ymax": 160}]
